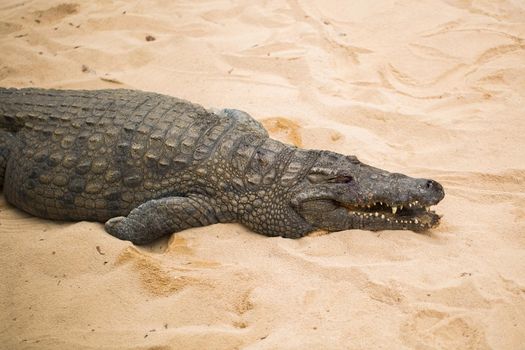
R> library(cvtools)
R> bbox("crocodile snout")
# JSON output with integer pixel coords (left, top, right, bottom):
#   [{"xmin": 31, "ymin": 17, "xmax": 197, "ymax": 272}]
[{"xmin": 418, "ymin": 178, "xmax": 445, "ymax": 204}]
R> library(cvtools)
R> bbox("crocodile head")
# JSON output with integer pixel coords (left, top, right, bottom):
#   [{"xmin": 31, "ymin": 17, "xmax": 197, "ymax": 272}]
[{"xmin": 291, "ymin": 151, "xmax": 445, "ymax": 232}]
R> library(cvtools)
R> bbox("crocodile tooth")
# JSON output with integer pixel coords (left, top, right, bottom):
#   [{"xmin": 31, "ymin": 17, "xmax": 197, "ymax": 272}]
[
  {"xmin": 414, "ymin": 218, "xmax": 419, "ymax": 224},
  {"xmin": 392, "ymin": 206, "xmax": 398, "ymax": 214},
  {"xmin": 381, "ymin": 214, "xmax": 385, "ymax": 219},
  {"xmin": 374, "ymin": 212, "xmax": 379, "ymax": 217},
  {"xmin": 425, "ymin": 206, "xmax": 430, "ymax": 211},
  {"xmin": 400, "ymin": 205, "xmax": 403, "ymax": 210}
]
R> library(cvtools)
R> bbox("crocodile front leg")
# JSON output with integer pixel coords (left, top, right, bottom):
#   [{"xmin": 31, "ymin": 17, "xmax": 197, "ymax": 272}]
[
  {"xmin": 0, "ymin": 130, "xmax": 16, "ymax": 191},
  {"xmin": 105, "ymin": 196, "xmax": 218, "ymax": 245}
]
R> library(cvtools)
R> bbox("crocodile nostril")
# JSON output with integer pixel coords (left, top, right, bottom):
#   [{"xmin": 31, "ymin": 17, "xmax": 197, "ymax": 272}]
[
  {"xmin": 423, "ymin": 179, "xmax": 445, "ymax": 201},
  {"xmin": 419, "ymin": 179, "xmax": 443, "ymax": 194}
]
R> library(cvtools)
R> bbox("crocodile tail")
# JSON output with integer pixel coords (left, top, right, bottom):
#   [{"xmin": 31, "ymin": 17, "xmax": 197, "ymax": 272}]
[
  {"xmin": 0, "ymin": 130, "xmax": 15, "ymax": 191},
  {"xmin": 0, "ymin": 88, "xmax": 25, "ymax": 132},
  {"xmin": 0, "ymin": 114, "xmax": 21, "ymax": 132}
]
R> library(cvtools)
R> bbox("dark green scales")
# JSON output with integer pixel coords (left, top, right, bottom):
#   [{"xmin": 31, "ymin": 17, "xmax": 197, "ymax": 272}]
[{"xmin": 0, "ymin": 88, "xmax": 444, "ymax": 244}]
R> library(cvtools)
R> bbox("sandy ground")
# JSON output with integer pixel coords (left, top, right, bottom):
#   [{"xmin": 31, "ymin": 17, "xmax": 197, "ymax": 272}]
[{"xmin": 1, "ymin": 0, "xmax": 525, "ymax": 349}]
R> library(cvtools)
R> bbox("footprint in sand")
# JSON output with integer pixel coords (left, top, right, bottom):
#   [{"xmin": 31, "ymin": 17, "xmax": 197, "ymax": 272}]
[
  {"xmin": 115, "ymin": 246, "xmax": 206, "ymax": 297},
  {"xmin": 262, "ymin": 117, "xmax": 302, "ymax": 147},
  {"xmin": 401, "ymin": 309, "xmax": 490, "ymax": 349},
  {"xmin": 262, "ymin": 116, "xmax": 345, "ymax": 149},
  {"xmin": 0, "ymin": 21, "xmax": 22, "ymax": 35},
  {"xmin": 230, "ymin": 288, "xmax": 255, "ymax": 330},
  {"xmin": 32, "ymin": 3, "xmax": 79, "ymax": 23}
]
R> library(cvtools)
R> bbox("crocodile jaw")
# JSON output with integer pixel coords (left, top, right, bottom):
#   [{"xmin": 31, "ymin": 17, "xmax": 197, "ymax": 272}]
[
  {"xmin": 340, "ymin": 200, "xmax": 441, "ymax": 231},
  {"xmin": 295, "ymin": 197, "xmax": 441, "ymax": 232}
]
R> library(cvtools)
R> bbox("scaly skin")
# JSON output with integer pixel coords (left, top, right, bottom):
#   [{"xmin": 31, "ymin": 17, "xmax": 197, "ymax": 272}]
[{"xmin": 0, "ymin": 88, "xmax": 445, "ymax": 244}]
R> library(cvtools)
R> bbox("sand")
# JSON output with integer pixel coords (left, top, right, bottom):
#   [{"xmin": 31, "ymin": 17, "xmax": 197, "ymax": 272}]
[{"xmin": 1, "ymin": 0, "xmax": 524, "ymax": 349}]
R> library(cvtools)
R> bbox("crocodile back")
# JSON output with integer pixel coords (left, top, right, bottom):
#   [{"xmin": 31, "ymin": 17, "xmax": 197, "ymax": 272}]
[{"xmin": 1, "ymin": 88, "xmax": 245, "ymax": 221}]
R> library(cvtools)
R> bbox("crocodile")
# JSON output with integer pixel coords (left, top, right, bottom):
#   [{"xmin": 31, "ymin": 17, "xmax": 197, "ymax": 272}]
[{"xmin": 0, "ymin": 88, "xmax": 444, "ymax": 244}]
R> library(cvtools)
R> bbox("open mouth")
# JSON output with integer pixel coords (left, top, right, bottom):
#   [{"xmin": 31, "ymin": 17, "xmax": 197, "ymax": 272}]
[{"xmin": 342, "ymin": 200, "xmax": 441, "ymax": 231}]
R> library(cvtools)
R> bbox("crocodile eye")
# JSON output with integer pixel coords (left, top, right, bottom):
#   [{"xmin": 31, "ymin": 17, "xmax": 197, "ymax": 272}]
[
  {"xmin": 331, "ymin": 175, "xmax": 354, "ymax": 183},
  {"xmin": 307, "ymin": 174, "xmax": 354, "ymax": 184},
  {"xmin": 307, "ymin": 173, "xmax": 327, "ymax": 183}
]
